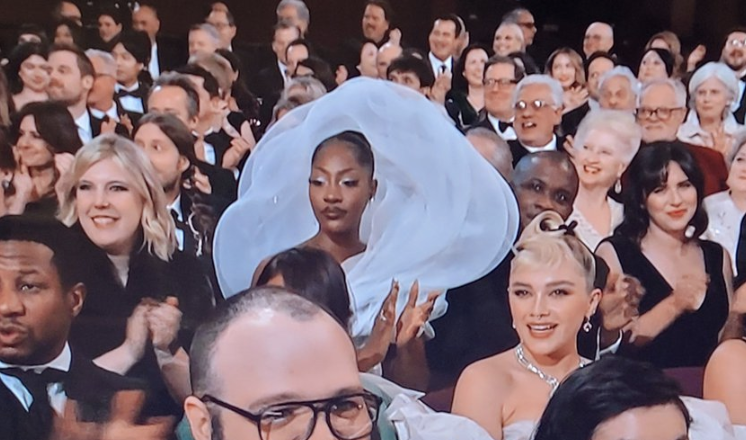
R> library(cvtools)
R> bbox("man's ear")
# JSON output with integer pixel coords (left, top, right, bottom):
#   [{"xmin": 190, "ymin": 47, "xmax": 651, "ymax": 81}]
[
  {"xmin": 185, "ymin": 396, "xmax": 213, "ymax": 440},
  {"xmin": 68, "ymin": 283, "xmax": 86, "ymax": 318},
  {"xmin": 82, "ymin": 75, "xmax": 94, "ymax": 92}
]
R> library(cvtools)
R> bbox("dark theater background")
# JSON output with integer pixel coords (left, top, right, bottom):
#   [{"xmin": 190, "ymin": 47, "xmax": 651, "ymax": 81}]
[{"xmin": 2, "ymin": 0, "xmax": 746, "ymax": 67}]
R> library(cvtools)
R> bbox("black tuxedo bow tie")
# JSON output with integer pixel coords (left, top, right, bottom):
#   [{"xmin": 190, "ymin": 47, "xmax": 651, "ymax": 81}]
[
  {"xmin": 116, "ymin": 89, "xmax": 140, "ymax": 98},
  {"xmin": 1, "ymin": 367, "xmax": 68, "ymax": 386},
  {"xmin": 498, "ymin": 120, "xmax": 513, "ymax": 132}
]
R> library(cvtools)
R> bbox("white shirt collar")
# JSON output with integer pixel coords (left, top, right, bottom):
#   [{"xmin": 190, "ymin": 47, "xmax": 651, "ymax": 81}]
[
  {"xmin": 115, "ymin": 82, "xmax": 140, "ymax": 93},
  {"xmin": 168, "ymin": 193, "xmax": 183, "ymax": 221},
  {"xmin": 90, "ymin": 103, "xmax": 119, "ymax": 121},
  {"xmin": 149, "ymin": 43, "xmax": 160, "ymax": 78},
  {"xmin": 428, "ymin": 52, "xmax": 452, "ymax": 75},
  {"xmin": 523, "ymin": 135, "xmax": 557, "ymax": 153},
  {"xmin": 278, "ymin": 60, "xmax": 289, "ymax": 84},
  {"xmin": 0, "ymin": 343, "xmax": 72, "ymax": 373},
  {"xmin": 75, "ymin": 111, "xmax": 92, "ymax": 144}
]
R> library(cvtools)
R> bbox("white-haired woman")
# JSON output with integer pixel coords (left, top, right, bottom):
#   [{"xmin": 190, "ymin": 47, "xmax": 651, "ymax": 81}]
[
  {"xmin": 569, "ymin": 110, "xmax": 642, "ymax": 250},
  {"xmin": 59, "ymin": 134, "xmax": 215, "ymax": 416},
  {"xmin": 703, "ymin": 130, "xmax": 746, "ymax": 274},
  {"xmin": 493, "ymin": 22, "xmax": 525, "ymax": 57},
  {"xmin": 678, "ymin": 62, "xmax": 744, "ymax": 154}
]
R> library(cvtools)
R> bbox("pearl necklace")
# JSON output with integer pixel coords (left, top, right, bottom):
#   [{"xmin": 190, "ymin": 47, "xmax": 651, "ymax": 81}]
[{"xmin": 514, "ymin": 344, "xmax": 586, "ymax": 395}]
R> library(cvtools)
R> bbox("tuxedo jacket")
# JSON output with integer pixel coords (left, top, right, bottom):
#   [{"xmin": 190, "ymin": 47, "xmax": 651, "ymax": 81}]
[
  {"xmin": 251, "ymin": 63, "xmax": 285, "ymax": 129},
  {"xmin": 115, "ymin": 82, "xmax": 150, "ymax": 127},
  {"xmin": 508, "ymin": 135, "xmax": 567, "ymax": 167},
  {"xmin": 0, "ymin": 352, "xmax": 145, "ymax": 440},
  {"xmin": 89, "ymin": 110, "xmax": 130, "ymax": 139}
]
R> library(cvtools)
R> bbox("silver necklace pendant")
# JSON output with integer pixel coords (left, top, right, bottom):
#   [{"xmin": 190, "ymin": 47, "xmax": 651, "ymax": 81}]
[{"xmin": 515, "ymin": 344, "xmax": 586, "ymax": 395}]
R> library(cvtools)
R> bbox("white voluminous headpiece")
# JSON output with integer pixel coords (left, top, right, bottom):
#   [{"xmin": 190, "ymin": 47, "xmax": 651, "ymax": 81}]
[{"xmin": 214, "ymin": 77, "xmax": 520, "ymax": 338}]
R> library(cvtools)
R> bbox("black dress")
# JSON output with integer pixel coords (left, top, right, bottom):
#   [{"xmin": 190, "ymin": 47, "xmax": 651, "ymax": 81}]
[
  {"xmin": 445, "ymin": 91, "xmax": 481, "ymax": 128},
  {"xmin": 68, "ymin": 229, "xmax": 215, "ymax": 417},
  {"xmin": 604, "ymin": 236, "xmax": 729, "ymax": 368}
]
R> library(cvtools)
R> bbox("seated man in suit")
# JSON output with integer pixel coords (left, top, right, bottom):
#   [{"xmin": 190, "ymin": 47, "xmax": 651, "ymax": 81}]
[
  {"xmin": 472, "ymin": 55, "xmax": 526, "ymax": 141},
  {"xmin": 720, "ymin": 29, "xmax": 746, "ymax": 123},
  {"xmin": 132, "ymin": 3, "xmax": 188, "ymax": 78},
  {"xmin": 48, "ymin": 44, "xmax": 127, "ymax": 143},
  {"xmin": 148, "ymin": 72, "xmax": 237, "ymax": 202},
  {"xmin": 636, "ymin": 78, "xmax": 728, "ymax": 196},
  {"xmin": 509, "ymin": 74, "xmax": 565, "ymax": 165},
  {"xmin": 185, "ymin": 286, "xmax": 381, "ymax": 440},
  {"xmin": 0, "ymin": 215, "xmax": 172, "ymax": 440}
]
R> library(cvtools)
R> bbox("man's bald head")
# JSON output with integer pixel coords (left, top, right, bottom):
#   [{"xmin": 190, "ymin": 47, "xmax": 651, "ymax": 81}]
[
  {"xmin": 583, "ymin": 22, "xmax": 614, "ymax": 57},
  {"xmin": 377, "ymin": 44, "xmax": 403, "ymax": 79},
  {"xmin": 512, "ymin": 151, "xmax": 579, "ymax": 227},
  {"xmin": 466, "ymin": 127, "xmax": 513, "ymax": 180}
]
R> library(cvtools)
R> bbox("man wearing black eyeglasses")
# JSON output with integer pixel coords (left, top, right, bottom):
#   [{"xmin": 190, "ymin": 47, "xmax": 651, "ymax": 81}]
[
  {"xmin": 635, "ymin": 79, "xmax": 727, "ymax": 197},
  {"xmin": 721, "ymin": 29, "xmax": 746, "ymax": 123},
  {"xmin": 185, "ymin": 286, "xmax": 382, "ymax": 440}
]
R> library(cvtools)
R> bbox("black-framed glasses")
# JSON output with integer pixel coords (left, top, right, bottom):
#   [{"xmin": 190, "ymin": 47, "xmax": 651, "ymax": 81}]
[
  {"xmin": 636, "ymin": 106, "xmax": 684, "ymax": 120},
  {"xmin": 483, "ymin": 78, "xmax": 517, "ymax": 88},
  {"xmin": 201, "ymin": 392, "xmax": 383, "ymax": 440},
  {"xmin": 514, "ymin": 99, "xmax": 556, "ymax": 111}
]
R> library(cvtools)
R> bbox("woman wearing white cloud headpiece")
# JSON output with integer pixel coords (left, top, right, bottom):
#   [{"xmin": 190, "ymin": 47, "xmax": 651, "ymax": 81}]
[{"xmin": 213, "ymin": 77, "xmax": 520, "ymax": 340}]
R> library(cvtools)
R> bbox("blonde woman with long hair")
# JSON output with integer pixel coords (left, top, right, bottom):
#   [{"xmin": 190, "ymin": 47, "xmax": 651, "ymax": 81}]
[{"xmin": 59, "ymin": 134, "xmax": 215, "ymax": 416}]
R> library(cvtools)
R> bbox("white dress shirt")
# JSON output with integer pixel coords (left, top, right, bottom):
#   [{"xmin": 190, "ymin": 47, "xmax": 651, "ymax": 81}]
[
  {"xmin": 487, "ymin": 114, "xmax": 517, "ymax": 141},
  {"xmin": 149, "ymin": 42, "xmax": 160, "ymax": 78},
  {"xmin": 278, "ymin": 60, "xmax": 290, "ymax": 86},
  {"xmin": 703, "ymin": 190, "xmax": 744, "ymax": 273},
  {"xmin": 115, "ymin": 83, "xmax": 145, "ymax": 114},
  {"xmin": 75, "ymin": 111, "xmax": 92, "ymax": 144},
  {"xmin": 0, "ymin": 344, "xmax": 71, "ymax": 414},
  {"xmin": 523, "ymin": 135, "xmax": 558, "ymax": 154},
  {"xmin": 194, "ymin": 129, "xmax": 217, "ymax": 165},
  {"xmin": 90, "ymin": 103, "xmax": 119, "ymax": 122},
  {"xmin": 428, "ymin": 52, "xmax": 453, "ymax": 78}
]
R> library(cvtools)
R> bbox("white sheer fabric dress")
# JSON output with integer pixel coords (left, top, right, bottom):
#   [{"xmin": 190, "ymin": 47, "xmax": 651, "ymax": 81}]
[{"xmin": 213, "ymin": 78, "xmax": 520, "ymax": 339}]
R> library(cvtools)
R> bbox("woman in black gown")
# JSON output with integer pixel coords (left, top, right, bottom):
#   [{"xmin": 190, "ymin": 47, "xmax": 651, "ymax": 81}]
[{"xmin": 596, "ymin": 142, "xmax": 734, "ymax": 368}]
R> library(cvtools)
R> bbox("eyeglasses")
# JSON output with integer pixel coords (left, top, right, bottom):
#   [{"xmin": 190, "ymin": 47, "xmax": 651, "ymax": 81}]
[
  {"xmin": 514, "ymin": 99, "xmax": 557, "ymax": 111},
  {"xmin": 728, "ymin": 39, "xmax": 746, "ymax": 48},
  {"xmin": 483, "ymin": 78, "xmax": 517, "ymax": 88},
  {"xmin": 636, "ymin": 107, "xmax": 684, "ymax": 120},
  {"xmin": 201, "ymin": 392, "xmax": 382, "ymax": 440}
]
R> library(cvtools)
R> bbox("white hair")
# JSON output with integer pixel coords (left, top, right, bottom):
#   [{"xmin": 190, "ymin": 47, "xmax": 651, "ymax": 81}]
[
  {"xmin": 496, "ymin": 22, "xmax": 525, "ymax": 48},
  {"xmin": 573, "ymin": 109, "xmax": 642, "ymax": 165},
  {"xmin": 512, "ymin": 74, "xmax": 564, "ymax": 108},
  {"xmin": 688, "ymin": 62, "xmax": 740, "ymax": 108},
  {"xmin": 85, "ymin": 49, "xmax": 116, "ymax": 77},
  {"xmin": 282, "ymin": 76, "xmax": 327, "ymax": 100},
  {"xmin": 277, "ymin": 0, "xmax": 310, "ymax": 23},
  {"xmin": 639, "ymin": 78, "xmax": 687, "ymax": 108},
  {"xmin": 191, "ymin": 23, "xmax": 220, "ymax": 46},
  {"xmin": 598, "ymin": 66, "xmax": 641, "ymax": 101}
]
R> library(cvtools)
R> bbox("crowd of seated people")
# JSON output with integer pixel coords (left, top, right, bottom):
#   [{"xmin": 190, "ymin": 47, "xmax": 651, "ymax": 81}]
[{"xmin": 2, "ymin": 1, "xmax": 746, "ymax": 439}]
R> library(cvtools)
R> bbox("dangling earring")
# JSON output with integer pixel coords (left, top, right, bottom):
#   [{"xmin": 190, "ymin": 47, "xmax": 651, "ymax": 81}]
[
  {"xmin": 614, "ymin": 178, "xmax": 622, "ymax": 194},
  {"xmin": 685, "ymin": 224, "xmax": 696, "ymax": 239},
  {"xmin": 511, "ymin": 321, "xmax": 516, "ymax": 330},
  {"xmin": 583, "ymin": 317, "xmax": 592, "ymax": 333}
]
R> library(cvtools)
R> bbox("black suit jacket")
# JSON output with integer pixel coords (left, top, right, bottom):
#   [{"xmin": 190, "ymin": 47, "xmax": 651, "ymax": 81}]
[
  {"xmin": 0, "ymin": 352, "xmax": 145, "ymax": 440},
  {"xmin": 508, "ymin": 135, "xmax": 567, "ymax": 166},
  {"xmin": 156, "ymin": 35, "xmax": 188, "ymax": 74},
  {"xmin": 89, "ymin": 110, "xmax": 130, "ymax": 139},
  {"xmin": 734, "ymin": 77, "xmax": 746, "ymax": 125},
  {"xmin": 251, "ymin": 63, "xmax": 285, "ymax": 129}
]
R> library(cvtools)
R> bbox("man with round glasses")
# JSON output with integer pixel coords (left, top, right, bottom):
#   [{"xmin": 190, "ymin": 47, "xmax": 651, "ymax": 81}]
[
  {"xmin": 636, "ymin": 78, "xmax": 727, "ymax": 196},
  {"xmin": 507, "ymin": 74, "xmax": 565, "ymax": 166},
  {"xmin": 185, "ymin": 286, "xmax": 381, "ymax": 440},
  {"xmin": 721, "ymin": 28, "xmax": 746, "ymax": 123}
]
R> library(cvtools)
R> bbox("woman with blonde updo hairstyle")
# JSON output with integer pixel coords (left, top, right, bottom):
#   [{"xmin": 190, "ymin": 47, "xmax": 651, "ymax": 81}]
[
  {"xmin": 453, "ymin": 211, "xmax": 602, "ymax": 440},
  {"xmin": 59, "ymin": 134, "xmax": 215, "ymax": 416}
]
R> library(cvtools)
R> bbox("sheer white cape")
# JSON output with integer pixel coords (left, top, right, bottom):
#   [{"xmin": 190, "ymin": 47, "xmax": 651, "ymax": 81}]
[{"xmin": 213, "ymin": 78, "xmax": 520, "ymax": 338}]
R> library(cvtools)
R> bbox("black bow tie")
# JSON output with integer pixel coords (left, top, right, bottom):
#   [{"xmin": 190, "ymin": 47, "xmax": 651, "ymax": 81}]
[
  {"xmin": 116, "ymin": 88, "xmax": 140, "ymax": 98},
  {"xmin": 498, "ymin": 120, "xmax": 513, "ymax": 132},
  {"xmin": 1, "ymin": 367, "xmax": 68, "ymax": 385}
]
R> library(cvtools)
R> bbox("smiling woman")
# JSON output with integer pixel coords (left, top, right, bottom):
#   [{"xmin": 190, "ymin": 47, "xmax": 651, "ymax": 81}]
[
  {"xmin": 596, "ymin": 142, "xmax": 733, "ymax": 369},
  {"xmin": 452, "ymin": 210, "xmax": 601, "ymax": 440},
  {"xmin": 57, "ymin": 134, "xmax": 215, "ymax": 417}
]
